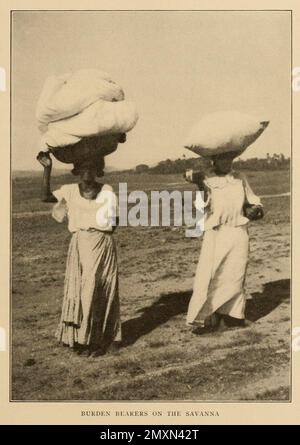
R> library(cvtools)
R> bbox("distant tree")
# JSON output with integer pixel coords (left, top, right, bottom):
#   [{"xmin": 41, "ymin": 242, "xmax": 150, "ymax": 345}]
[{"xmin": 135, "ymin": 164, "xmax": 150, "ymax": 174}]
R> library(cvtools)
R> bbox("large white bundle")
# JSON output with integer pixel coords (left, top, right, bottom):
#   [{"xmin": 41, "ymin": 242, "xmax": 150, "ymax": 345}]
[
  {"xmin": 36, "ymin": 69, "xmax": 138, "ymax": 150},
  {"xmin": 39, "ymin": 99, "xmax": 139, "ymax": 149},
  {"xmin": 184, "ymin": 111, "xmax": 269, "ymax": 157},
  {"xmin": 36, "ymin": 69, "xmax": 125, "ymax": 131}
]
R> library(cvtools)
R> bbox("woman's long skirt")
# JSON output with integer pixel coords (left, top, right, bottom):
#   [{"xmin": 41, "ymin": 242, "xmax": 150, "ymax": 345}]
[
  {"xmin": 186, "ymin": 225, "xmax": 249, "ymax": 327},
  {"xmin": 55, "ymin": 229, "xmax": 121, "ymax": 349}
]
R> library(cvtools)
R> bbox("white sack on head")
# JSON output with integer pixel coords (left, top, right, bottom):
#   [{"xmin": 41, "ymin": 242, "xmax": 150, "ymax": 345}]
[
  {"xmin": 184, "ymin": 111, "xmax": 269, "ymax": 157},
  {"xmin": 36, "ymin": 68, "xmax": 125, "ymax": 131},
  {"xmin": 39, "ymin": 99, "xmax": 139, "ymax": 149}
]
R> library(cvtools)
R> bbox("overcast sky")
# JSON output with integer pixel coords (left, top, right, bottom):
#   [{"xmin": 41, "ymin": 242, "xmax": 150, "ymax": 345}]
[{"xmin": 12, "ymin": 10, "xmax": 291, "ymax": 170}]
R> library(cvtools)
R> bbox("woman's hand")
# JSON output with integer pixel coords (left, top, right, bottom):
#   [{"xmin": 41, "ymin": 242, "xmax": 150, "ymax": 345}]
[
  {"xmin": 244, "ymin": 204, "xmax": 264, "ymax": 221},
  {"xmin": 37, "ymin": 151, "xmax": 52, "ymax": 169},
  {"xmin": 184, "ymin": 169, "xmax": 205, "ymax": 185}
]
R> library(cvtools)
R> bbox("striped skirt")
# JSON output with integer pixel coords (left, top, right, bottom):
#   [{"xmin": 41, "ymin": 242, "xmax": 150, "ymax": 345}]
[
  {"xmin": 56, "ymin": 229, "xmax": 121, "ymax": 349},
  {"xmin": 187, "ymin": 225, "xmax": 249, "ymax": 327}
]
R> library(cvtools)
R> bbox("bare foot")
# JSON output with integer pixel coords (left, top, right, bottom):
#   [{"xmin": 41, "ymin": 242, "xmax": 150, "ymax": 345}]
[
  {"xmin": 89, "ymin": 348, "xmax": 106, "ymax": 358},
  {"xmin": 80, "ymin": 349, "xmax": 91, "ymax": 357},
  {"xmin": 107, "ymin": 342, "xmax": 121, "ymax": 354},
  {"xmin": 76, "ymin": 345, "xmax": 90, "ymax": 356},
  {"xmin": 217, "ymin": 318, "xmax": 228, "ymax": 331}
]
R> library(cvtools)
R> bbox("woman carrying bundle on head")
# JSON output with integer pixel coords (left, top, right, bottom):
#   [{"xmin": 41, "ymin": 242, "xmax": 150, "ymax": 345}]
[
  {"xmin": 36, "ymin": 69, "xmax": 138, "ymax": 356},
  {"xmin": 38, "ymin": 151, "xmax": 121, "ymax": 356},
  {"xmin": 184, "ymin": 111, "xmax": 268, "ymax": 330}
]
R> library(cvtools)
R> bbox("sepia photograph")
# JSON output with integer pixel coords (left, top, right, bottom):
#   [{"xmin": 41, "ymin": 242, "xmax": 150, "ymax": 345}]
[{"xmin": 11, "ymin": 9, "xmax": 291, "ymax": 402}]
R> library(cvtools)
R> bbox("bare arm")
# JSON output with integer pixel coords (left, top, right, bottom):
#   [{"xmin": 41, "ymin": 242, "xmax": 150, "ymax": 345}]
[
  {"xmin": 37, "ymin": 152, "xmax": 58, "ymax": 202},
  {"xmin": 196, "ymin": 177, "xmax": 209, "ymax": 203},
  {"xmin": 111, "ymin": 216, "xmax": 119, "ymax": 233},
  {"xmin": 184, "ymin": 170, "xmax": 209, "ymax": 205},
  {"xmin": 192, "ymin": 171, "xmax": 209, "ymax": 203}
]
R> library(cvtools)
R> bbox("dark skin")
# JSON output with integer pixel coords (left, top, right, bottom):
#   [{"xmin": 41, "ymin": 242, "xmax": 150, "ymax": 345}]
[
  {"xmin": 186, "ymin": 152, "xmax": 263, "ymax": 331},
  {"xmin": 188, "ymin": 152, "xmax": 263, "ymax": 220},
  {"xmin": 212, "ymin": 153, "xmax": 235, "ymax": 176},
  {"xmin": 184, "ymin": 155, "xmax": 234, "ymax": 202},
  {"xmin": 37, "ymin": 151, "xmax": 118, "ymax": 233},
  {"xmin": 36, "ymin": 152, "xmax": 58, "ymax": 202},
  {"xmin": 37, "ymin": 152, "xmax": 104, "ymax": 202}
]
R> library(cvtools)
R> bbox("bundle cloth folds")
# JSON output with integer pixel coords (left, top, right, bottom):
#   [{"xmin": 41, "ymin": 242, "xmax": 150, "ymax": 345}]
[
  {"xmin": 184, "ymin": 111, "xmax": 269, "ymax": 158},
  {"xmin": 36, "ymin": 69, "xmax": 139, "ymax": 160}
]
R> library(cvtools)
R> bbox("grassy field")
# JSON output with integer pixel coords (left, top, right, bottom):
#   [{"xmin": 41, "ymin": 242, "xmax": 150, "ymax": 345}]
[{"xmin": 12, "ymin": 169, "xmax": 291, "ymax": 400}]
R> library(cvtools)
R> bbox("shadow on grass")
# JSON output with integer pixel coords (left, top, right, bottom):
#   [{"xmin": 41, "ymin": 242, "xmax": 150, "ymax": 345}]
[
  {"xmin": 122, "ymin": 279, "xmax": 290, "ymax": 347},
  {"xmin": 121, "ymin": 290, "xmax": 191, "ymax": 347},
  {"xmin": 246, "ymin": 278, "xmax": 290, "ymax": 322}
]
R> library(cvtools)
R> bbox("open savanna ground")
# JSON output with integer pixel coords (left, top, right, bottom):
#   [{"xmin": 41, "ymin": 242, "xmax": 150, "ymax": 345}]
[{"xmin": 11, "ymin": 169, "xmax": 290, "ymax": 400}]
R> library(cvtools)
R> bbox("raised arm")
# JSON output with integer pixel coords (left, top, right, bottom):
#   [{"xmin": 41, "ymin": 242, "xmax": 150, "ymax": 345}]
[
  {"xmin": 36, "ymin": 151, "xmax": 58, "ymax": 202},
  {"xmin": 193, "ymin": 171, "xmax": 209, "ymax": 204}
]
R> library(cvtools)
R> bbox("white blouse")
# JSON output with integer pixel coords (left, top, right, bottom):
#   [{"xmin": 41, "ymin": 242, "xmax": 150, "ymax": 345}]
[
  {"xmin": 52, "ymin": 183, "xmax": 118, "ymax": 233},
  {"xmin": 194, "ymin": 171, "xmax": 262, "ymax": 231}
]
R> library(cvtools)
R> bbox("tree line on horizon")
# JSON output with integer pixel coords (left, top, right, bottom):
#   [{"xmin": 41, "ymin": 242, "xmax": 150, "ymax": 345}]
[{"xmin": 134, "ymin": 153, "xmax": 290, "ymax": 175}]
